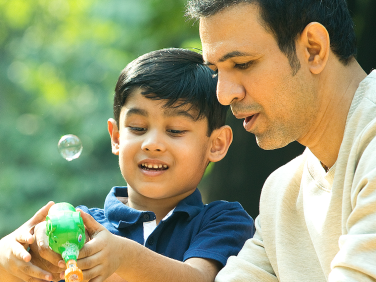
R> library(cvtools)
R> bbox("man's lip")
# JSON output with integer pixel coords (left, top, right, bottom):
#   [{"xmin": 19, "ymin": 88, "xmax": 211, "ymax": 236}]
[
  {"xmin": 243, "ymin": 114, "xmax": 259, "ymax": 131},
  {"xmin": 233, "ymin": 112, "xmax": 257, "ymax": 119}
]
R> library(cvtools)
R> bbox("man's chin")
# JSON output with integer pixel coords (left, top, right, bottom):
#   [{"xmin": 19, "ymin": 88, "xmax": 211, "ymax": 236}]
[{"xmin": 255, "ymin": 135, "xmax": 293, "ymax": 151}]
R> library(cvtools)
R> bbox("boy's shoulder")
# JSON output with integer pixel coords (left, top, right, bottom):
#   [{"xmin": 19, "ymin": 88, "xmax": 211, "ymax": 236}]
[
  {"xmin": 174, "ymin": 188, "xmax": 253, "ymax": 221},
  {"xmin": 175, "ymin": 189, "xmax": 254, "ymax": 235},
  {"xmin": 190, "ymin": 199, "xmax": 254, "ymax": 230},
  {"xmin": 77, "ymin": 186, "xmax": 254, "ymax": 233}
]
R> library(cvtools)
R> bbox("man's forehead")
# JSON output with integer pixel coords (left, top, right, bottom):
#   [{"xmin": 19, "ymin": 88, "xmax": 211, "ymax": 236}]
[{"xmin": 199, "ymin": 4, "xmax": 268, "ymax": 64}]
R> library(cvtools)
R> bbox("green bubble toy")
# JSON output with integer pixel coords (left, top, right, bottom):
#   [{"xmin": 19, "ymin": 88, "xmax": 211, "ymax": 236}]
[{"xmin": 46, "ymin": 202, "xmax": 85, "ymax": 282}]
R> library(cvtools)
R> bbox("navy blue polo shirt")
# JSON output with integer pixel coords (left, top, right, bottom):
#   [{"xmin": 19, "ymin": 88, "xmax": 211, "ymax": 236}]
[{"xmin": 78, "ymin": 186, "xmax": 254, "ymax": 266}]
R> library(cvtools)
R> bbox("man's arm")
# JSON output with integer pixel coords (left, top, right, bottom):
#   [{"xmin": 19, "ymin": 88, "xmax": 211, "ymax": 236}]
[
  {"xmin": 77, "ymin": 210, "xmax": 221, "ymax": 282},
  {"xmin": 215, "ymin": 215, "xmax": 278, "ymax": 282},
  {"xmin": 328, "ymin": 132, "xmax": 376, "ymax": 281}
]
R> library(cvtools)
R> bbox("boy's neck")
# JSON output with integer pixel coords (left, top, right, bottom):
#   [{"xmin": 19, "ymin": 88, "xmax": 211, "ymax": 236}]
[{"xmin": 120, "ymin": 187, "xmax": 195, "ymax": 224}]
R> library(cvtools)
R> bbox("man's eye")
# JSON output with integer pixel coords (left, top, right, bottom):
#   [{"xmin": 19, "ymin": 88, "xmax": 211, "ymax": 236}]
[{"xmin": 234, "ymin": 61, "xmax": 253, "ymax": 70}]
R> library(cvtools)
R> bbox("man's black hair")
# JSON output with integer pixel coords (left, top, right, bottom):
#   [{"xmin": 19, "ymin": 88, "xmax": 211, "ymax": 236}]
[
  {"xmin": 114, "ymin": 48, "xmax": 228, "ymax": 135},
  {"xmin": 186, "ymin": 0, "xmax": 357, "ymax": 74}
]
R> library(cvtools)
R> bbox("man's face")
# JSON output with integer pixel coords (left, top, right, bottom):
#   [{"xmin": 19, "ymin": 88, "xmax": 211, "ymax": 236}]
[{"xmin": 200, "ymin": 3, "xmax": 319, "ymax": 150}]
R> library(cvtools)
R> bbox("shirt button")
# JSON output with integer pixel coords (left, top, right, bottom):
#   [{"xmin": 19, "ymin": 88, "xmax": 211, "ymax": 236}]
[
  {"xmin": 148, "ymin": 237, "xmax": 154, "ymax": 245},
  {"xmin": 143, "ymin": 214, "xmax": 150, "ymax": 221}
]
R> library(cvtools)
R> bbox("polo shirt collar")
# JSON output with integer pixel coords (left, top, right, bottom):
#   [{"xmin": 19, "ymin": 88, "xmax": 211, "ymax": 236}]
[
  {"xmin": 174, "ymin": 188, "xmax": 204, "ymax": 220},
  {"xmin": 104, "ymin": 186, "xmax": 204, "ymax": 229}
]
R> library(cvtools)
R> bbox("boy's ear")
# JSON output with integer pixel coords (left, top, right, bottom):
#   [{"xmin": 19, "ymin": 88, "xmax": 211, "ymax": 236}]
[
  {"xmin": 298, "ymin": 22, "xmax": 330, "ymax": 75},
  {"xmin": 208, "ymin": 125, "xmax": 233, "ymax": 163},
  {"xmin": 107, "ymin": 118, "xmax": 120, "ymax": 155}
]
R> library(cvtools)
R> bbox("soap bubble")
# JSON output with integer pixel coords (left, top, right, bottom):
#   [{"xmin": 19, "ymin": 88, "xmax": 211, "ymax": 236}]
[{"xmin": 58, "ymin": 134, "xmax": 83, "ymax": 161}]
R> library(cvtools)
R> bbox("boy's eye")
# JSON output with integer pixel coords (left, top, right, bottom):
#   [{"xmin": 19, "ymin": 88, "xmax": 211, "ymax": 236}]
[
  {"xmin": 129, "ymin": 127, "xmax": 146, "ymax": 134},
  {"xmin": 167, "ymin": 129, "xmax": 186, "ymax": 136}
]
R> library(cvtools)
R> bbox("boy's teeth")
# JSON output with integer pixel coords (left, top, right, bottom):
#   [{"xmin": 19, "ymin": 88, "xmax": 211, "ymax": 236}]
[{"xmin": 142, "ymin": 163, "xmax": 168, "ymax": 169}]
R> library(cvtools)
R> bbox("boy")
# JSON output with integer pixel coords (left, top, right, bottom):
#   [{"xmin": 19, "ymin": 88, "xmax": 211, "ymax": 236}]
[{"xmin": 0, "ymin": 48, "xmax": 254, "ymax": 282}]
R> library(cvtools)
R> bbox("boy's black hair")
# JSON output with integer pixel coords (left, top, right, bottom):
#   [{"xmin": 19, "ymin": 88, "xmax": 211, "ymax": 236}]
[
  {"xmin": 186, "ymin": 0, "xmax": 357, "ymax": 74},
  {"xmin": 114, "ymin": 48, "xmax": 228, "ymax": 136}
]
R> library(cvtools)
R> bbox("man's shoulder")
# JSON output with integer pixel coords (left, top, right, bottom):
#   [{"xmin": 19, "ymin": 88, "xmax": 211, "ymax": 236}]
[
  {"xmin": 266, "ymin": 150, "xmax": 307, "ymax": 184},
  {"xmin": 258, "ymin": 150, "xmax": 308, "ymax": 204}
]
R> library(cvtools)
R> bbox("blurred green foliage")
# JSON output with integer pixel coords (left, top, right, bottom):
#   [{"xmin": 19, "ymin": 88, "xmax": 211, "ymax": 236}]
[{"xmin": 0, "ymin": 0, "xmax": 201, "ymax": 237}]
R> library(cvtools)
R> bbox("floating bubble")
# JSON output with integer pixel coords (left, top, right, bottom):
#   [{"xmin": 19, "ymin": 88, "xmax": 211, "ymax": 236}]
[{"xmin": 58, "ymin": 134, "xmax": 83, "ymax": 161}]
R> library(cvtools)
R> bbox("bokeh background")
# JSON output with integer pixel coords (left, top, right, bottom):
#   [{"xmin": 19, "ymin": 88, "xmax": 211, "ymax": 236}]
[{"xmin": 1, "ymin": 0, "xmax": 375, "ymax": 237}]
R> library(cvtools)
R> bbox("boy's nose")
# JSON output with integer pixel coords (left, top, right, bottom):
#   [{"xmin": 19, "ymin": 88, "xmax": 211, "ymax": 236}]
[
  {"xmin": 141, "ymin": 131, "xmax": 166, "ymax": 153},
  {"xmin": 216, "ymin": 71, "xmax": 245, "ymax": 106}
]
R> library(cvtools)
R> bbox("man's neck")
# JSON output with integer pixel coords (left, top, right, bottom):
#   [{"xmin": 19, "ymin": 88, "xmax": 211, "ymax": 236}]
[{"xmin": 299, "ymin": 59, "xmax": 367, "ymax": 169}]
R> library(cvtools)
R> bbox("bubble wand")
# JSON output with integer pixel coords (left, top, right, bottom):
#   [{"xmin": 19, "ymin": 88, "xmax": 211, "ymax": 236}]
[{"xmin": 46, "ymin": 135, "xmax": 85, "ymax": 282}]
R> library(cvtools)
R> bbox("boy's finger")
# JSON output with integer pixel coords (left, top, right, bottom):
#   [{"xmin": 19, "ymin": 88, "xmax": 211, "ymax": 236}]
[
  {"xmin": 27, "ymin": 201, "xmax": 55, "ymax": 227},
  {"xmin": 81, "ymin": 262, "xmax": 102, "ymax": 282},
  {"xmin": 77, "ymin": 209, "xmax": 105, "ymax": 236},
  {"xmin": 29, "ymin": 239, "xmax": 62, "ymax": 267},
  {"xmin": 14, "ymin": 229, "xmax": 34, "ymax": 245},
  {"xmin": 29, "ymin": 247, "xmax": 66, "ymax": 278},
  {"xmin": 33, "ymin": 222, "xmax": 49, "ymax": 249},
  {"xmin": 12, "ymin": 242, "xmax": 32, "ymax": 262},
  {"xmin": 17, "ymin": 261, "xmax": 54, "ymax": 282}
]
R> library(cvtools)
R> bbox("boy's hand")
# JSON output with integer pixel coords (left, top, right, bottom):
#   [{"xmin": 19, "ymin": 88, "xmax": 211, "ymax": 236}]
[
  {"xmin": 31, "ymin": 222, "xmax": 67, "ymax": 280},
  {"xmin": 76, "ymin": 210, "xmax": 126, "ymax": 282},
  {"xmin": 0, "ymin": 201, "xmax": 55, "ymax": 281}
]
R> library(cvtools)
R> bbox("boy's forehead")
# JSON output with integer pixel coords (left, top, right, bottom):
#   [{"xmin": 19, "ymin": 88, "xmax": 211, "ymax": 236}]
[
  {"xmin": 120, "ymin": 95, "xmax": 201, "ymax": 121},
  {"xmin": 162, "ymin": 103, "xmax": 200, "ymax": 119}
]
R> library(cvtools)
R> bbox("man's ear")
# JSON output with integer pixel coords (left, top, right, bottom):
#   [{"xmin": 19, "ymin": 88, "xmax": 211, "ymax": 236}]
[
  {"xmin": 299, "ymin": 22, "xmax": 330, "ymax": 75},
  {"xmin": 208, "ymin": 125, "xmax": 233, "ymax": 163},
  {"xmin": 107, "ymin": 118, "xmax": 120, "ymax": 155}
]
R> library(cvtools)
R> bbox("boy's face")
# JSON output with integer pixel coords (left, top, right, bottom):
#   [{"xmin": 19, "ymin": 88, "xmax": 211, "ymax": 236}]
[{"xmin": 109, "ymin": 89, "xmax": 213, "ymax": 205}]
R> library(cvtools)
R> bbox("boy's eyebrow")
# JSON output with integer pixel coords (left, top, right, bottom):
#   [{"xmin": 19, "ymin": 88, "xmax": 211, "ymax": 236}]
[
  {"xmin": 125, "ymin": 107, "xmax": 197, "ymax": 120},
  {"xmin": 163, "ymin": 107, "xmax": 197, "ymax": 120},
  {"xmin": 125, "ymin": 108, "xmax": 148, "ymax": 118},
  {"xmin": 204, "ymin": 51, "xmax": 256, "ymax": 65}
]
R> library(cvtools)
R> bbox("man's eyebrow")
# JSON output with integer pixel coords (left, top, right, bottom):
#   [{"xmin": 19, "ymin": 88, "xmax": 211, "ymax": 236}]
[{"xmin": 204, "ymin": 51, "xmax": 256, "ymax": 65}]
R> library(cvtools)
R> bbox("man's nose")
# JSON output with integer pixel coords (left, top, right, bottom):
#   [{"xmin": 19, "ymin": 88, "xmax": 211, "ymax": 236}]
[
  {"xmin": 141, "ymin": 130, "xmax": 166, "ymax": 153},
  {"xmin": 216, "ymin": 71, "xmax": 245, "ymax": 106}
]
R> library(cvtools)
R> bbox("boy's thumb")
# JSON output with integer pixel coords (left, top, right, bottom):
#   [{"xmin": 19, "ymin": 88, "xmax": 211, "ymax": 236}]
[
  {"xmin": 29, "ymin": 201, "xmax": 55, "ymax": 227},
  {"xmin": 77, "ymin": 209, "xmax": 105, "ymax": 238}
]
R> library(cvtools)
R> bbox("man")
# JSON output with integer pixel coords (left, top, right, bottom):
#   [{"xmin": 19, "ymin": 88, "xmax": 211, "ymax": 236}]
[{"xmin": 187, "ymin": 0, "xmax": 376, "ymax": 281}]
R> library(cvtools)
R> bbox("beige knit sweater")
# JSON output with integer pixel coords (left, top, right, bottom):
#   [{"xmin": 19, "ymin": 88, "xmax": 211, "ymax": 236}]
[{"xmin": 216, "ymin": 70, "xmax": 376, "ymax": 282}]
